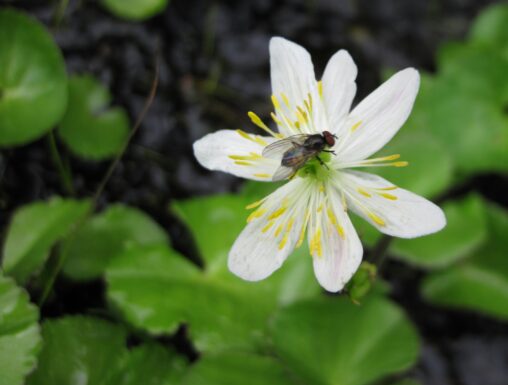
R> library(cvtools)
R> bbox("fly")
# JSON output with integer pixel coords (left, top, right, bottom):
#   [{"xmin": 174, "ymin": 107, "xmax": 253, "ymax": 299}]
[{"xmin": 262, "ymin": 131, "xmax": 337, "ymax": 181}]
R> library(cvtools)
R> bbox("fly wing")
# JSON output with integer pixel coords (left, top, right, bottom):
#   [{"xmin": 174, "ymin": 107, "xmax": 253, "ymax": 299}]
[
  {"xmin": 271, "ymin": 165, "xmax": 296, "ymax": 181},
  {"xmin": 262, "ymin": 135, "xmax": 308, "ymax": 159}
]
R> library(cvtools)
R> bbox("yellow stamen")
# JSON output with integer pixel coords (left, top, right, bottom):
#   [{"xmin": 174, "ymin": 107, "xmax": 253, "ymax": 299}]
[
  {"xmin": 274, "ymin": 224, "xmax": 284, "ymax": 237},
  {"xmin": 379, "ymin": 193, "xmax": 397, "ymax": 200},
  {"xmin": 368, "ymin": 212, "xmax": 385, "ymax": 226},
  {"xmin": 310, "ymin": 228, "xmax": 323, "ymax": 257},
  {"xmin": 281, "ymin": 93, "xmax": 290, "ymax": 107},
  {"xmin": 228, "ymin": 152, "xmax": 261, "ymax": 161},
  {"xmin": 253, "ymin": 173, "xmax": 271, "ymax": 178},
  {"xmin": 327, "ymin": 208, "xmax": 345, "ymax": 239},
  {"xmin": 317, "ymin": 81, "xmax": 323, "ymax": 98},
  {"xmin": 268, "ymin": 206, "xmax": 287, "ymax": 220},
  {"xmin": 363, "ymin": 154, "xmax": 400, "ymax": 163},
  {"xmin": 376, "ymin": 186, "xmax": 398, "ymax": 191},
  {"xmin": 234, "ymin": 161, "xmax": 252, "ymax": 166},
  {"xmin": 248, "ymin": 111, "xmax": 278, "ymax": 137},
  {"xmin": 317, "ymin": 203, "xmax": 323, "ymax": 212},
  {"xmin": 236, "ymin": 129, "xmax": 268, "ymax": 146},
  {"xmin": 286, "ymin": 217, "xmax": 295, "ymax": 232},
  {"xmin": 271, "ymin": 112, "xmax": 282, "ymax": 126},
  {"xmin": 393, "ymin": 161, "xmax": 408, "ymax": 167},
  {"xmin": 271, "ymin": 95, "xmax": 281, "ymax": 110},
  {"xmin": 336, "ymin": 224, "xmax": 345, "ymax": 239},
  {"xmin": 245, "ymin": 199, "xmax": 264, "ymax": 210},
  {"xmin": 279, "ymin": 233, "xmax": 289, "ymax": 250},
  {"xmin": 247, "ymin": 208, "xmax": 267, "ymax": 222},
  {"xmin": 262, "ymin": 221, "xmax": 274, "ymax": 233},
  {"xmin": 357, "ymin": 188, "xmax": 371, "ymax": 197},
  {"xmin": 351, "ymin": 121, "xmax": 362, "ymax": 132}
]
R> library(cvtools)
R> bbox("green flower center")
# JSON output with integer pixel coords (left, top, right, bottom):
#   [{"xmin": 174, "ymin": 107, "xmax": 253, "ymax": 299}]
[{"xmin": 297, "ymin": 151, "xmax": 333, "ymax": 181}]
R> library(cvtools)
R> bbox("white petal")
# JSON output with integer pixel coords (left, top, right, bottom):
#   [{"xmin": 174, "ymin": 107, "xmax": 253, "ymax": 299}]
[
  {"xmin": 270, "ymin": 37, "xmax": 316, "ymax": 117},
  {"xmin": 193, "ymin": 129, "xmax": 279, "ymax": 181},
  {"xmin": 308, "ymin": 185, "xmax": 363, "ymax": 292},
  {"xmin": 340, "ymin": 171, "xmax": 446, "ymax": 238},
  {"xmin": 228, "ymin": 178, "xmax": 309, "ymax": 281},
  {"xmin": 339, "ymin": 68, "xmax": 420, "ymax": 162},
  {"xmin": 321, "ymin": 50, "xmax": 357, "ymax": 135}
]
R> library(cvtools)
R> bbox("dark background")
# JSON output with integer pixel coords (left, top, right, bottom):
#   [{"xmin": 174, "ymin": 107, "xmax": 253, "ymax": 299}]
[{"xmin": 1, "ymin": 1, "xmax": 507, "ymax": 384}]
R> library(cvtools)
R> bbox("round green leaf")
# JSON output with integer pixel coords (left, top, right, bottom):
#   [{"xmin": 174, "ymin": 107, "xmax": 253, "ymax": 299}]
[
  {"xmin": 27, "ymin": 316, "xmax": 184, "ymax": 385},
  {"xmin": 58, "ymin": 75, "xmax": 129, "ymax": 160},
  {"xmin": 391, "ymin": 194, "xmax": 488, "ymax": 269},
  {"xmin": 422, "ymin": 202, "xmax": 508, "ymax": 320},
  {"xmin": 63, "ymin": 204, "xmax": 169, "ymax": 281},
  {"xmin": 105, "ymin": 344, "xmax": 186, "ymax": 385},
  {"xmin": 101, "ymin": 0, "xmax": 169, "ymax": 21},
  {"xmin": 271, "ymin": 296, "xmax": 420, "ymax": 385},
  {"xmin": 0, "ymin": 9, "xmax": 67, "ymax": 146},
  {"xmin": 470, "ymin": 3, "xmax": 508, "ymax": 57},
  {"xmin": 106, "ymin": 244, "xmax": 276, "ymax": 352},
  {"xmin": 371, "ymin": 131, "xmax": 453, "ymax": 199},
  {"xmin": 181, "ymin": 352, "xmax": 295, "ymax": 385},
  {"xmin": 2, "ymin": 197, "xmax": 91, "ymax": 283},
  {"xmin": 0, "ymin": 274, "xmax": 41, "ymax": 385}
]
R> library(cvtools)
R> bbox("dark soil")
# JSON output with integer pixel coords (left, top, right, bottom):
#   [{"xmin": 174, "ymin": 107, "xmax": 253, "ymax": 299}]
[{"xmin": 1, "ymin": 1, "xmax": 507, "ymax": 384}]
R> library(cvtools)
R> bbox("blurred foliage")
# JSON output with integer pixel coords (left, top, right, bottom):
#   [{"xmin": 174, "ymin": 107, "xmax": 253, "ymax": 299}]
[
  {"xmin": 58, "ymin": 75, "xmax": 130, "ymax": 160},
  {"xmin": 0, "ymin": 3, "xmax": 507, "ymax": 385},
  {"xmin": 26, "ymin": 316, "xmax": 185, "ymax": 385},
  {"xmin": 2, "ymin": 198, "xmax": 90, "ymax": 283},
  {"xmin": 101, "ymin": 0, "xmax": 169, "ymax": 20},
  {"xmin": 62, "ymin": 204, "xmax": 168, "ymax": 281},
  {"xmin": 0, "ymin": 9, "xmax": 67, "ymax": 146},
  {"xmin": 0, "ymin": 274, "xmax": 41, "ymax": 385}
]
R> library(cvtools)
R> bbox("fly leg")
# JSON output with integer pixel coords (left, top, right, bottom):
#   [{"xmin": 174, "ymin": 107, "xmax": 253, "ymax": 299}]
[
  {"xmin": 316, "ymin": 156, "xmax": 329, "ymax": 170},
  {"xmin": 322, "ymin": 150, "xmax": 336, "ymax": 155}
]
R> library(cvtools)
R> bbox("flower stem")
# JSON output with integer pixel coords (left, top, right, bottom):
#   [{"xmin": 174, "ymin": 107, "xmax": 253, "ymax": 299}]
[
  {"xmin": 38, "ymin": 55, "xmax": 160, "ymax": 307},
  {"xmin": 47, "ymin": 131, "xmax": 74, "ymax": 196}
]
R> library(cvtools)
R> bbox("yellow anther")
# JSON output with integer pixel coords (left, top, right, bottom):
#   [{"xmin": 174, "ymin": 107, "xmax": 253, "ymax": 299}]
[
  {"xmin": 310, "ymin": 228, "xmax": 323, "ymax": 257},
  {"xmin": 245, "ymin": 199, "xmax": 264, "ymax": 210},
  {"xmin": 228, "ymin": 153, "xmax": 261, "ymax": 161},
  {"xmin": 368, "ymin": 212, "xmax": 385, "ymax": 226},
  {"xmin": 281, "ymin": 93, "xmax": 290, "ymax": 107},
  {"xmin": 268, "ymin": 206, "xmax": 287, "ymax": 220},
  {"xmin": 248, "ymin": 111, "xmax": 278, "ymax": 137},
  {"xmin": 278, "ymin": 233, "xmax": 289, "ymax": 250},
  {"xmin": 327, "ymin": 208, "xmax": 337, "ymax": 224},
  {"xmin": 271, "ymin": 112, "xmax": 282, "ymax": 126},
  {"xmin": 253, "ymin": 173, "xmax": 271, "ymax": 178},
  {"xmin": 296, "ymin": 109, "xmax": 307, "ymax": 126},
  {"xmin": 336, "ymin": 224, "xmax": 345, "ymax": 239},
  {"xmin": 357, "ymin": 188, "xmax": 372, "ymax": 197},
  {"xmin": 247, "ymin": 208, "xmax": 267, "ymax": 223},
  {"xmin": 317, "ymin": 203, "xmax": 323, "ymax": 212},
  {"xmin": 377, "ymin": 186, "xmax": 398, "ymax": 191},
  {"xmin": 274, "ymin": 224, "xmax": 284, "ymax": 237},
  {"xmin": 393, "ymin": 161, "xmax": 408, "ymax": 167},
  {"xmin": 379, "ymin": 192, "xmax": 397, "ymax": 200},
  {"xmin": 351, "ymin": 121, "xmax": 362, "ymax": 132},
  {"xmin": 234, "ymin": 161, "xmax": 252, "ymax": 166},
  {"xmin": 236, "ymin": 129, "xmax": 268, "ymax": 146},
  {"xmin": 286, "ymin": 217, "xmax": 295, "ymax": 232},
  {"xmin": 262, "ymin": 221, "xmax": 274, "ymax": 233},
  {"xmin": 271, "ymin": 95, "xmax": 281, "ymax": 110},
  {"xmin": 319, "ymin": 183, "xmax": 325, "ymax": 192},
  {"xmin": 317, "ymin": 81, "xmax": 323, "ymax": 98}
]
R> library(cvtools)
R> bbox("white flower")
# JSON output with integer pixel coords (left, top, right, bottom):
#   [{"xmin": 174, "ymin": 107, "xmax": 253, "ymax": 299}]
[{"xmin": 193, "ymin": 37, "xmax": 446, "ymax": 292}]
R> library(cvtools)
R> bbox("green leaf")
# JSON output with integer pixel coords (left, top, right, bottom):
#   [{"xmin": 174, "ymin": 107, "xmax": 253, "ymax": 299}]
[
  {"xmin": 0, "ymin": 9, "xmax": 67, "ymax": 146},
  {"xmin": 101, "ymin": 0, "xmax": 169, "ymax": 21},
  {"xmin": 58, "ymin": 75, "xmax": 129, "ymax": 160},
  {"xmin": 27, "ymin": 316, "xmax": 184, "ymax": 385},
  {"xmin": 105, "ymin": 344, "xmax": 186, "ymax": 385},
  {"xmin": 391, "ymin": 194, "xmax": 487, "ymax": 269},
  {"xmin": 181, "ymin": 352, "xmax": 295, "ymax": 385},
  {"xmin": 371, "ymin": 130, "xmax": 453, "ymax": 199},
  {"xmin": 271, "ymin": 296, "xmax": 420, "ymax": 385},
  {"xmin": 0, "ymin": 274, "xmax": 41, "ymax": 385},
  {"xmin": 420, "ymin": 77, "xmax": 508, "ymax": 175},
  {"xmin": 437, "ymin": 43, "xmax": 508, "ymax": 107},
  {"xmin": 2, "ymin": 197, "xmax": 91, "ymax": 283},
  {"xmin": 62, "ymin": 204, "xmax": 169, "ymax": 281},
  {"xmin": 470, "ymin": 3, "xmax": 508, "ymax": 57},
  {"xmin": 422, "ymin": 202, "xmax": 508, "ymax": 320},
  {"xmin": 106, "ymin": 244, "xmax": 277, "ymax": 352}
]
